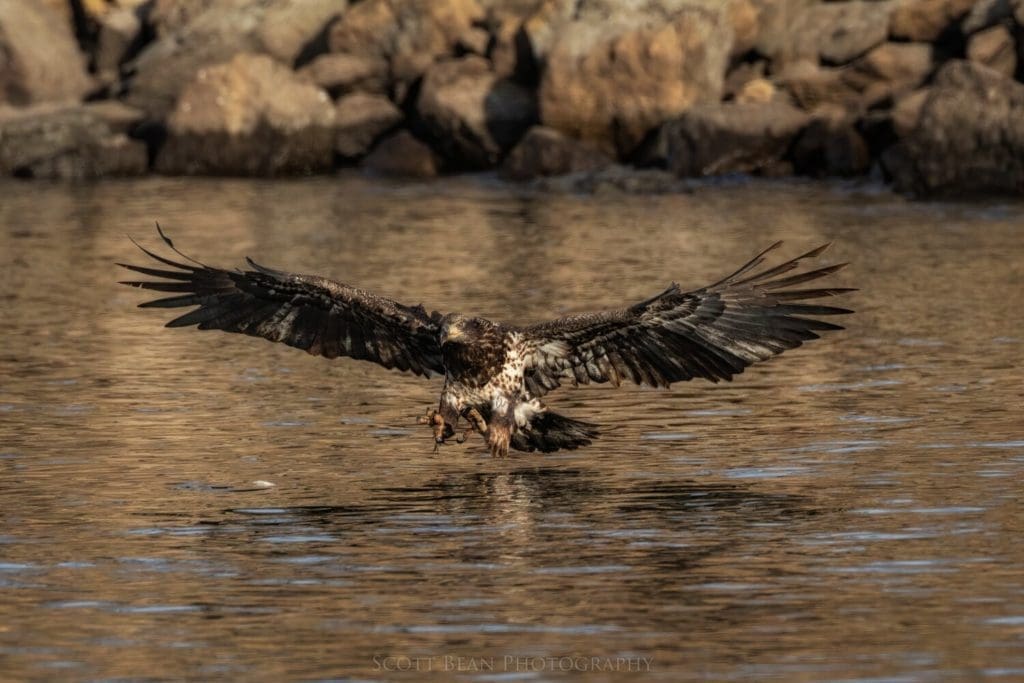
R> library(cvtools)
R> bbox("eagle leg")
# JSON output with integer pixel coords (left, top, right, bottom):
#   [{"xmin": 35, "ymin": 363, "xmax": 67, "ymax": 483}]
[
  {"xmin": 418, "ymin": 408, "xmax": 454, "ymax": 448},
  {"xmin": 463, "ymin": 407, "xmax": 488, "ymax": 435}
]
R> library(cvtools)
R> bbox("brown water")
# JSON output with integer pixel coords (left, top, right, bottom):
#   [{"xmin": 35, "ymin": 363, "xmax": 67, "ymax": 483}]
[{"xmin": 1, "ymin": 175, "xmax": 1022, "ymax": 681}]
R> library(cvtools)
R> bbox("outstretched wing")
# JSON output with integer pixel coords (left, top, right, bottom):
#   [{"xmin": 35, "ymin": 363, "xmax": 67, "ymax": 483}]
[
  {"xmin": 119, "ymin": 226, "xmax": 445, "ymax": 377},
  {"xmin": 519, "ymin": 243, "xmax": 854, "ymax": 396}
]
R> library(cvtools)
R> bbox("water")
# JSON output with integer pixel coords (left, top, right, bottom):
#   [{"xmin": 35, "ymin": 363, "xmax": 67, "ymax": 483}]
[{"xmin": 1, "ymin": 175, "xmax": 1022, "ymax": 681}]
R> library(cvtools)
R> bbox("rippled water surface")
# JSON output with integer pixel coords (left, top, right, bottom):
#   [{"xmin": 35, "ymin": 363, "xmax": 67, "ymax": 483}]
[{"xmin": 1, "ymin": 176, "xmax": 1023, "ymax": 681}]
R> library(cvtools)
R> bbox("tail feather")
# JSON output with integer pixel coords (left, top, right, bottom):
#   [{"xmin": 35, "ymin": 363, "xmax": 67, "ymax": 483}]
[{"xmin": 511, "ymin": 412, "xmax": 599, "ymax": 453}]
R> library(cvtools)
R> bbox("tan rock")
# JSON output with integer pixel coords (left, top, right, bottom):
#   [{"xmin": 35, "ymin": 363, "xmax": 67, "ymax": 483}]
[
  {"xmin": 0, "ymin": 0, "xmax": 93, "ymax": 106},
  {"xmin": 540, "ymin": 6, "xmax": 732, "ymax": 157},
  {"xmin": 300, "ymin": 53, "xmax": 390, "ymax": 97},
  {"xmin": 335, "ymin": 93, "xmax": 403, "ymax": 158},
  {"xmin": 129, "ymin": 0, "xmax": 347, "ymax": 118},
  {"xmin": 890, "ymin": 0, "xmax": 977, "ymax": 42},
  {"xmin": 156, "ymin": 53, "xmax": 337, "ymax": 175},
  {"xmin": 735, "ymin": 78, "xmax": 777, "ymax": 104},
  {"xmin": 416, "ymin": 56, "xmax": 537, "ymax": 168},
  {"xmin": 966, "ymin": 24, "xmax": 1017, "ymax": 77},
  {"xmin": 891, "ymin": 87, "xmax": 930, "ymax": 137},
  {"xmin": 362, "ymin": 130, "xmax": 438, "ymax": 177},
  {"xmin": 328, "ymin": 0, "xmax": 485, "ymax": 100}
]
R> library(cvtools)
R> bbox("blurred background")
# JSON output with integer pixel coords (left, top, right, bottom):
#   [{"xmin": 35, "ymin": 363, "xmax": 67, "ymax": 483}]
[{"xmin": 2, "ymin": 0, "xmax": 1023, "ymax": 196}]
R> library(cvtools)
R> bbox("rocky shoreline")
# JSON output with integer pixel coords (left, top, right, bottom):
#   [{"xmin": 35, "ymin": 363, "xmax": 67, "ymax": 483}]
[{"xmin": 2, "ymin": 0, "xmax": 1024, "ymax": 197}]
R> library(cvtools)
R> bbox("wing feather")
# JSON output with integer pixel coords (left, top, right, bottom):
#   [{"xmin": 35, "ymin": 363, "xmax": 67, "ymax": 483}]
[
  {"xmin": 519, "ymin": 243, "xmax": 854, "ymax": 394},
  {"xmin": 120, "ymin": 228, "xmax": 445, "ymax": 377}
]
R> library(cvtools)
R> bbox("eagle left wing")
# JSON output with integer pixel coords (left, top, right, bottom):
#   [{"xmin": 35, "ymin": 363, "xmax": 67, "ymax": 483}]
[
  {"xmin": 518, "ymin": 243, "xmax": 854, "ymax": 396},
  {"xmin": 119, "ymin": 226, "xmax": 445, "ymax": 377}
]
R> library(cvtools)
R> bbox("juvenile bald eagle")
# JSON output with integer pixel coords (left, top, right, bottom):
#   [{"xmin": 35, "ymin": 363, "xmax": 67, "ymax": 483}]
[{"xmin": 121, "ymin": 228, "xmax": 853, "ymax": 457}]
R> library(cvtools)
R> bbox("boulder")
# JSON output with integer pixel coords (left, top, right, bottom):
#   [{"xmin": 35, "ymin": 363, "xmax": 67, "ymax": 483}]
[
  {"xmin": 749, "ymin": 0, "xmax": 818, "ymax": 66},
  {"xmin": 539, "ymin": 6, "xmax": 733, "ymax": 158},
  {"xmin": 96, "ymin": 6, "xmax": 145, "ymax": 78},
  {"xmin": 774, "ymin": 60, "xmax": 861, "ymax": 111},
  {"xmin": 500, "ymin": 125, "xmax": 612, "ymax": 180},
  {"xmin": 335, "ymin": 92, "xmax": 403, "ymax": 158},
  {"xmin": 883, "ymin": 60, "xmax": 1024, "ymax": 196},
  {"xmin": 842, "ymin": 42, "xmax": 934, "ymax": 107},
  {"xmin": 966, "ymin": 24, "xmax": 1017, "ymax": 77},
  {"xmin": 889, "ymin": 0, "xmax": 977, "ymax": 42},
  {"xmin": 155, "ymin": 53, "xmax": 337, "ymax": 176},
  {"xmin": 0, "ymin": 104, "xmax": 147, "ymax": 179},
  {"xmin": 128, "ymin": 0, "xmax": 347, "ymax": 118},
  {"xmin": 961, "ymin": 0, "xmax": 1014, "ymax": 33},
  {"xmin": 661, "ymin": 100, "xmax": 809, "ymax": 177},
  {"xmin": 416, "ymin": 56, "xmax": 537, "ymax": 169},
  {"xmin": 799, "ymin": 1, "xmax": 894, "ymax": 65},
  {"xmin": 299, "ymin": 53, "xmax": 390, "ymax": 97},
  {"xmin": 328, "ymin": 0, "xmax": 485, "ymax": 102},
  {"xmin": 361, "ymin": 130, "xmax": 438, "ymax": 177},
  {"xmin": 791, "ymin": 107, "xmax": 870, "ymax": 177},
  {"xmin": 890, "ymin": 87, "xmax": 930, "ymax": 137},
  {"xmin": 734, "ymin": 78, "xmax": 779, "ymax": 105},
  {"xmin": 0, "ymin": 0, "xmax": 94, "ymax": 106}
]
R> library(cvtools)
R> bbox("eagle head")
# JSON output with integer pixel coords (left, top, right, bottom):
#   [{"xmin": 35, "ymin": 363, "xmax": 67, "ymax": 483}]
[{"xmin": 439, "ymin": 313, "xmax": 489, "ymax": 346}]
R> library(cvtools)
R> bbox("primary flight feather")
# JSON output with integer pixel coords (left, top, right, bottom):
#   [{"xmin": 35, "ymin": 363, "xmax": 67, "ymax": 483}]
[{"xmin": 121, "ymin": 227, "xmax": 854, "ymax": 457}]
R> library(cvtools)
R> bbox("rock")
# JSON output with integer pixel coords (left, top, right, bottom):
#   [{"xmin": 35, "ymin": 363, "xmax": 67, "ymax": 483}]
[
  {"xmin": 300, "ymin": 53, "xmax": 390, "ymax": 97},
  {"xmin": 661, "ymin": 100, "xmax": 809, "ymax": 177},
  {"xmin": 735, "ymin": 78, "xmax": 779, "ymax": 104},
  {"xmin": 966, "ymin": 24, "xmax": 1017, "ymax": 77},
  {"xmin": 961, "ymin": 0, "xmax": 1013, "ymax": 33},
  {"xmin": 798, "ymin": 1, "xmax": 894, "ymax": 65},
  {"xmin": 328, "ymin": 0, "xmax": 485, "ymax": 102},
  {"xmin": 724, "ymin": 60, "xmax": 767, "ymax": 100},
  {"xmin": 335, "ymin": 93, "xmax": 403, "ymax": 158},
  {"xmin": 362, "ymin": 130, "xmax": 438, "ymax": 177},
  {"xmin": 155, "ymin": 53, "xmax": 337, "ymax": 176},
  {"xmin": 96, "ymin": 6, "xmax": 145, "ymax": 77},
  {"xmin": 457, "ymin": 26, "xmax": 491, "ymax": 56},
  {"xmin": 775, "ymin": 60, "xmax": 861, "ymax": 111},
  {"xmin": 500, "ymin": 125, "xmax": 612, "ymax": 180},
  {"xmin": 890, "ymin": 0, "xmax": 977, "ymax": 42},
  {"xmin": 891, "ymin": 87, "xmax": 930, "ymax": 137},
  {"xmin": 883, "ymin": 60, "xmax": 1024, "ymax": 196},
  {"xmin": 792, "ymin": 109, "xmax": 870, "ymax": 177},
  {"xmin": 128, "ymin": 0, "xmax": 348, "ymax": 118},
  {"xmin": 0, "ymin": 0, "xmax": 94, "ymax": 106},
  {"xmin": 150, "ymin": 0, "xmax": 216, "ymax": 35},
  {"xmin": 842, "ymin": 42, "xmax": 934, "ymax": 107},
  {"xmin": 0, "ymin": 103, "xmax": 147, "ymax": 179},
  {"xmin": 728, "ymin": 0, "xmax": 761, "ymax": 56},
  {"xmin": 416, "ymin": 56, "xmax": 537, "ymax": 169},
  {"xmin": 540, "ymin": 6, "xmax": 732, "ymax": 158},
  {"xmin": 256, "ymin": 0, "xmax": 348, "ymax": 65},
  {"xmin": 749, "ymin": 0, "xmax": 818, "ymax": 66}
]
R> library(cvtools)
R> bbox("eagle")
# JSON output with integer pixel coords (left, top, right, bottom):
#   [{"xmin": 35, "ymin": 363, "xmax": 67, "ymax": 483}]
[{"xmin": 120, "ymin": 227, "xmax": 853, "ymax": 457}]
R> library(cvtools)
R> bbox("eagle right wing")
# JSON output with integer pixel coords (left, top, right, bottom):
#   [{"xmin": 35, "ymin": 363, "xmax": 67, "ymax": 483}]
[
  {"xmin": 518, "ymin": 243, "xmax": 854, "ymax": 396},
  {"xmin": 119, "ymin": 227, "xmax": 445, "ymax": 378}
]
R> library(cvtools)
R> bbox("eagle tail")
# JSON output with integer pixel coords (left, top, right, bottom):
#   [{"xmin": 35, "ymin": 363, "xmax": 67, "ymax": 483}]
[{"xmin": 511, "ymin": 412, "xmax": 599, "ymax": 453}]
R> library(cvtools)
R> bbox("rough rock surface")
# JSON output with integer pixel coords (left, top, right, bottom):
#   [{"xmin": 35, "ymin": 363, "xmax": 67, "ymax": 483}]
[
  {"xmin": 0, "ymin": 0, "xmax": 94, "ymax": 106},
  {"xmin": 540, "ymin": 6, "xmax": 732, "ymax": 157},
  {"xmin": 300, "ymin": 53, "xmax": 390, "ymax": 97},
  {"xmin": 362, "ymin": 130, "xmax": 438, "ymax": 177},
  {"xmin": 335, "ymin": 92, "xmax": 403, "ymax": 158},
  {"xmin": 0, "ymin": 104, "xmax": 147, "ymax": 179},
  {"xmin": 883, "ymin": 60, "xmax": 1024, "ymax": 195},
  {"xmin": 155, "ymin": 53, "xmax": 337, "ymax": 175},
  {"xmin": 416, "ymin": 56, "xmax": 537, "ymax": 168},
  {"xmin": 792, "ymin": 108, "xmax": 871, "ymax": 177},
  {"xmin": 801, "ymin": 1, "xmax": 894, "ymax": 65},
  {"xmin": 966, "ymin": 24, "xmax": 1017, "ymax": 77},
  {"xmin": 889, "ymin": 0, "xmax": 977, "ymax": 41},
  {"xmin": 129, "ymin": 0, "xmax": 347, "ymax": 118},
  {"xmin": 661, "ymin": 100, "xmax": 810, "ymax": 177},
  {"xmin": 328, "ymin": 0, "xmax": 484, "ymax": 101},
  {"xmin": 501, "ymin": 125, "xmax": 612, "ymax": 180}
]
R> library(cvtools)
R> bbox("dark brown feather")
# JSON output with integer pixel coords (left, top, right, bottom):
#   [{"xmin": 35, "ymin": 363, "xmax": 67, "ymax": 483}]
[{"xmin": 120, "ymin": 228, "xmax": 445, "ymax": 377}]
